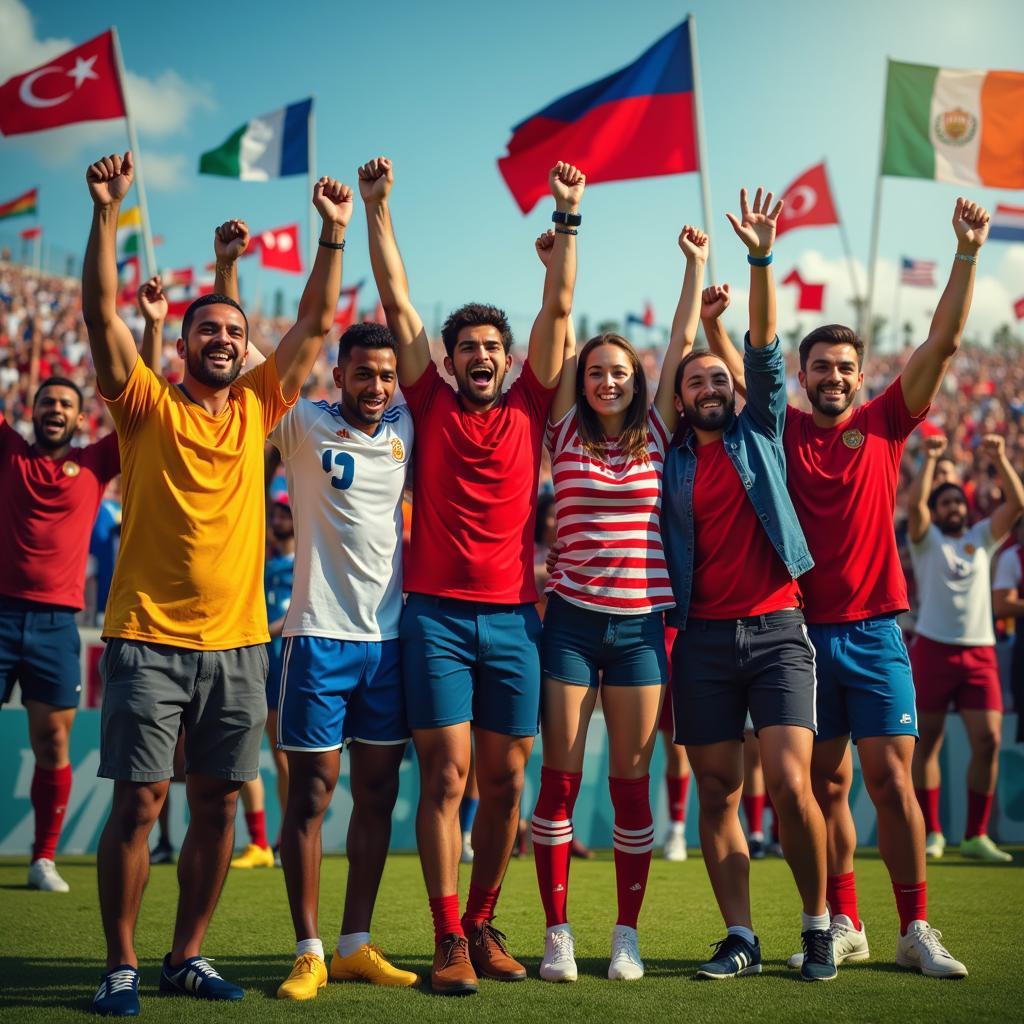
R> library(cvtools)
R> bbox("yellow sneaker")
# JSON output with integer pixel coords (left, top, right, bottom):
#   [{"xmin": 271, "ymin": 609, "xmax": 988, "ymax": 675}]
[
  {"xmin": 277, "ymin": 953, "xmax": 327, "ymax": 1000},
  {"xmin": 230, "ymin": 843, "xmax": 275, "ymax": 869},
  {"xmin": 329, "ymin": 944, "xmax": 419, "ymax": 987}
]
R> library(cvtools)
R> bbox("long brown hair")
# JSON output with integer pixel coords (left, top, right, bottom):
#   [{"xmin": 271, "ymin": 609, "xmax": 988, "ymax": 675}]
[{"xmin": 575, "ymin": 333, "xmax": 651, "ymax": 464}]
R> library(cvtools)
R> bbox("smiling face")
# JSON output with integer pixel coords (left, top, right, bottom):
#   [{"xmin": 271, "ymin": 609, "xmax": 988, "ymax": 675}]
[
  {"xmin": 177, "ymin": 303, "xmax": 248, "ymax": 389},
  {"xmin": 334, "ymin": 344, "xmax": 398, "ymax": 430},
  {"xmin": 676, "ymin": 354, "xmax": 736, "ymax": 432},
  {"xmin": 32, "ymin": 384, "xmax": 84, "ymax": 451},
  {"xmin": 799, "ymin": 341, "xmax": 864, "ymax": 419},
  {"xmin": 582, "ymin": 342, "xmax": 635, "ymax": 422},
  {"xmin": 443, "ymin": 324, "xmax": 512, "ymax": 408}
]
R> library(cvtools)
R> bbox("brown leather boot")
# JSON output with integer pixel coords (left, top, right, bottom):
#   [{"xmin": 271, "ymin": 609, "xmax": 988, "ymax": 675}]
[
  {"xmin": 466, "ymin": 922, "xmax": 527, "ymax": 981},
  {"xmin": 431, "ymin": 934, "xmax": 478, "ymax": 994}
]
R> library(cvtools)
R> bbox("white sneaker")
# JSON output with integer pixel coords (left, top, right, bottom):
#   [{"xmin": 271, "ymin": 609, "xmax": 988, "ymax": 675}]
[
  {"xmin": 787, "ymin": 916, "xmax": 869, "ymax": 968},
  {"xmin": 460, "ymin": 831, "xmax": 474, "ymax": 864},
  {"xmin": 27, "ymin": 858, "xmax": 70, "ymax": 893},
  {"xmin": 539, "ymin": 925, "xmax": 577, "ymax": 982},
  {"xmin": 663, "ymin": 825, "xmax": 687, "ymax": 862},
  {"xmin": 608, "ymin": 924, "xmax": 644, "ymax": 980},
  {"xmin": 895, "ymin": 921, "xmax": 968, "ymax": 978},
  {"xmin": 925, "ymin": 832, "xmax": 946, "ymax": 859}
]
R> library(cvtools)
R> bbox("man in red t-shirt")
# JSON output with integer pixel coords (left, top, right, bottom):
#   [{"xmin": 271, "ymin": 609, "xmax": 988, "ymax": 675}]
[
  {"xmin": 704, "ymin": 197, "xmax": 990, "ymax": 979},
  {"xmin": 360, "ymin": 155, "xmax": 583, "ymax": 994},
  {"xmin": 0, "ymin": 376, "xmax": 119, "ymax": 893}
]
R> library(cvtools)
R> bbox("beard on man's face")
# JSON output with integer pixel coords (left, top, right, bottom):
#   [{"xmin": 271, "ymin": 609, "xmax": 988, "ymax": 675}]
[
  {"xmin": 187, "ymin": 342, "xmax": 245, "ymax": 388},
  {"xmin": 684, "ymin": 391, "xmax": 736, "ymax": 431}
]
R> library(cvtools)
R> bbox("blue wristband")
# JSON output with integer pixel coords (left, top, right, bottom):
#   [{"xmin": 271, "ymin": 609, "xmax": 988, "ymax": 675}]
[{"xmin": 747, "ymin": 252, "xmax": 773, "ymax": 266}]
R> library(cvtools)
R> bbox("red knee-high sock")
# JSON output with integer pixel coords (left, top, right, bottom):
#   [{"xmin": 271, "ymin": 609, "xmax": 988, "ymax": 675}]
[
  {"xmin": 244, "ymin": 809, "xmax": 269, "ymax": 849},
  {"xmin": 742, "ymin": 792, "xmax": 765, "ymax": 835},
  {"xmin": 610, "ymin": 775, "xmax": 654, "ymax": 929},
  {"xmin": 665, "ymin": 773, "xmax": 689, "ymax": 824},
  {"xmin": 31, "ymin": 764, "xmax": 72, "ymax": 862},
  {"xmin": 914, "ymin": 787, "xmax": 942, "ymax": 835},
  {"xmin": 532, "ymin": 767, "xmax": 582, "ymax": 927},
  {"xmin": 826, "ymin": 872, "xmax": 861, "ymax": 930},
  {"xmin": 429, "ymin": 894, "xmax": 463, "ymax": 943},
  {"xmin": 964, "ymin": 788, "xmax": 994, "ymax": 839},
  {"xmin": 462, "ymin": 882, "xmax": 500, "ymax": 932},
  {"xmin": 893, "ymin": 881, "xmax": 927, "ymax": 935}
]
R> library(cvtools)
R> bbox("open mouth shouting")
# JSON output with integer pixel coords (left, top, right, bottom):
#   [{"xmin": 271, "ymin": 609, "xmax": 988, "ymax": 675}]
[{"xmin": 468, "ymin": 364, "xmax": 495, "ymax": 388}]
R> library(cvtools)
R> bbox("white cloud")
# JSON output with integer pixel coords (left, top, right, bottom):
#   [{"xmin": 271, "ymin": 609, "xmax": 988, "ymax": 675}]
[{"xmin": 140, "ymin": 151, "xmax": 190, "ymax": 192}]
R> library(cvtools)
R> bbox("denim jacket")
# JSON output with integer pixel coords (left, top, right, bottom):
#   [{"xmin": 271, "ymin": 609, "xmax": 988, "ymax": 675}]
[{"xmin": 662, "ymin": 336, "xmax": 814, "ymax": 629}]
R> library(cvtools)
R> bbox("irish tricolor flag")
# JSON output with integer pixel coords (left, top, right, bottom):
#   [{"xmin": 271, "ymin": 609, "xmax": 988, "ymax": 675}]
[
  {"xmin": 882, "ymin": 61, "xmax": 1024, "ymax": 189},
  {"xmin": 199, "ymin": 98, "xmax": 312, "ymax": 180}
]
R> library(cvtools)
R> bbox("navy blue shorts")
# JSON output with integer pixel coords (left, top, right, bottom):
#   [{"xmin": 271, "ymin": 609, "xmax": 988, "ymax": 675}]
[
  {"xmin": 400, "ymin": 594, "xmax": 541, "ymax": 737},
  {"xmin": 807, "ymin": 615, "xmax": 918, "ymax": 743},
  {"xmin": 0, "ymin": 597, "xmax": 81, "ymax": 709},
  {"xmin": 541, "ymin": 593, "xmax": 667, "ymax": 687},
  {"xmin": 266, "ymin": 644, "xmax": 283, "ymax": 711}
]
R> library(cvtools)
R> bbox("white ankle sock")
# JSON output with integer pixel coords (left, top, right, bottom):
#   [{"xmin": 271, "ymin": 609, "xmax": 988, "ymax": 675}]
[
  {"xmin": 295, "ymin": 938, "xmax": 324, "ymax": 960},
  {"xmin": 802, "ymin": 911, "xmax": 830, "ymax": 932},
  {"xmin": 336, "ymin": 932, "xmax": 370, "ymax": 957}
]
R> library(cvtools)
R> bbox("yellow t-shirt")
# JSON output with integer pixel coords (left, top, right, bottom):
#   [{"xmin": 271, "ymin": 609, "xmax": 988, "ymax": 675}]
[{"xmin": 102, "ymin": 356, "xmax": 295, "ymax": 650}]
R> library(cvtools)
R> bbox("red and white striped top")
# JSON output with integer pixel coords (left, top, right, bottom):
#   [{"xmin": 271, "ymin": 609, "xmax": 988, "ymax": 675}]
[{"xmin": 545, "ymin": 406, "xmax": 674, "ymax": 614}]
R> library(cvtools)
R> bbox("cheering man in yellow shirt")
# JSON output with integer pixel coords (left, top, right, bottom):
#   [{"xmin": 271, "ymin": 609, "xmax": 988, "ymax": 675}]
[{"xmin": 81, "ymin": 150, "xmax": 351, "ymax": 1017}]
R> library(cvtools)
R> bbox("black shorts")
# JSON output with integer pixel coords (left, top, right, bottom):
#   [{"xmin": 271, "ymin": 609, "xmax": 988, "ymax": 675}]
[{"xmin": 671, "ymin": 610, "xmax": 817, "ymax": 746}]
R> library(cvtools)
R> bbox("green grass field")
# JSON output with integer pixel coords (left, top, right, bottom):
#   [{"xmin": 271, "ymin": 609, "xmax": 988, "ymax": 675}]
[{"xmin": 0, "ymin": 848, "xmax": 1020, "ymax": 1023}]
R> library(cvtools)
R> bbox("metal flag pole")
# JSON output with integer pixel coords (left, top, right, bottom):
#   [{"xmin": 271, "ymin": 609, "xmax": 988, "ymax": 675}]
[
  {"xmin": 307, "ymin": 98, "xmax": 317, "ymax": 268},
  {"xmin": 687, "ymin": 13, "xmax": 717, "ymax": 285},
  {"xmin": 863, "ymin": 56, "xmax": 891, "ymax": 354},
  {"xmin": 110, "ymin": 26, "xmax": 156, "ymax": 280}
]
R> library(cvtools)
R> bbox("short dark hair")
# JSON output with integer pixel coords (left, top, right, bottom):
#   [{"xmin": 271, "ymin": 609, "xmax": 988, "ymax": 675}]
[
  {"xmin": 181, "ymin": 293, "xmax": 248, "ymax": 340},
  {"xmin": 927, "ymin": 481, "xmax": 967, "ymax": 511},
  {"xmin": 798, "ymin": 324, "xmax": 864, "ymax": 371},
  {"xmin": 34, "ymin": 376, "xmax": 83, "ymax": 410},
  {"xmin": 673, "ymin": 348, "xmax": 727, "ymax": 395},
  {"xmin": 338, "ymin": 322, "xmax": 397, "ymax": 363},
  {"xmin": 440, "ymin": 303, "xmax": 512, "ymax": 358}
]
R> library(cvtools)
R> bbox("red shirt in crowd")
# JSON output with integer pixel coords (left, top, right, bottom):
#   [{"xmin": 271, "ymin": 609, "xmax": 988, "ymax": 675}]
[
  {"xmin": 689, "ymin": 438, "xmax": 801, "ymax": 619},
  {"xmin": 401, "ymin": 360, "xmax": 554, "ymax": 604},
  {"xmin": 784, "ymin": 377, "xmax": 925, "ymax": 624},
  {"xmin": 0, "ymin": 418, "xmax": 120, "ymax": 610}
]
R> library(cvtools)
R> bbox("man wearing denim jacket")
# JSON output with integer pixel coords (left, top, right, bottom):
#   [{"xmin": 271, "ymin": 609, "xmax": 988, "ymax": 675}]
[{"xmin": 662, "ymin": 188, "xmax": 834, "ymax": 983}]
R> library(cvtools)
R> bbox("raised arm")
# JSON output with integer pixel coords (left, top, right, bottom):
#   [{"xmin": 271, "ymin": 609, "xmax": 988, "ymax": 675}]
[
  {"xmin": 82, "ymin": 151, "xmax": 140, "ymax": 397},
  {"xmin": 272, "ymin": 177, "xmax": 351, "ymax": 401},
  {"xmin": 538, "ymin": 230, "xmax": 578, "ymax": 423},
  {"xmin": 212, "ymin": 219, "xmax": 249, "ymax": 304},
  {"xmin": 359, "ymin": 157, "xmax": 430, "ymax": 388},
  {"xmin": 902, "ymin": 199, "xmax": 990, "ymax": 416},
  {"xmin": 700, "ymin": 284, "xmax": 747, "ymax": 398},
  {"xmin": 527, "ymin": 162, "xmax": 585, "ymax": 388},
  {"xmin": 726, "ymin": 187, "xmax": 782, "ymax": 349},
  {"xmin": 981, "ymin": 434, "xmax": 1024, "ymax": 542},
  {"xmin": 907, "ymin": 434, "xmax": 946, "ymax": 543},
  {"xmin": 655, "ymin": 226, "xmax": 707, "ymax": 426},
  {"xmin": 137, "ymin": 276, "xmax": 167, "ymax": 372}
]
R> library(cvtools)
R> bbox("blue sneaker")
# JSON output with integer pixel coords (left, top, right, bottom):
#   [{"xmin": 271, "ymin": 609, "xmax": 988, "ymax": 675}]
[
  {"xmin": 91, "ymin": 965, "xmax": 140, "ymax": 1016},
  {"xmin": 696, "ymin": 934, "xmax": 762, "ymax": 979},
  {"xmin": 800, "ymin": 927, "xmax": 838, "ymax": 981},
  {"xmin": 159, "ymin": 955, "xmax": 244, "ymax": 1001}
]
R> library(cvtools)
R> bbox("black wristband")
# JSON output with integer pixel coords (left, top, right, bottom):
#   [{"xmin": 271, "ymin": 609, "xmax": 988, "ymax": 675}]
[
  {"xmin": 554, "ymin": 226, "xmax": 578, "ymax": 236},
  {"xmin": 318, "ymin": 238, "xmax": 345, "ymax": 250},
  {"xmin": 551, "ymin": 210, "xmax": 582, "ymax": 227}
]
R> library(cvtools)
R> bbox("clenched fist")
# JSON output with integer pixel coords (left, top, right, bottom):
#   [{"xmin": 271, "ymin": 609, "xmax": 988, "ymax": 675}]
[
  {"xmin": 87, "ymin": 151, "xmax": 134, "ymax": 207},
  {"xmin": 358, "ymin": 157, "xmax": 393, "ymax": 205},
  {"xmin": 215, "ymin": 219, "xmax": 250, "ymax": 263}
]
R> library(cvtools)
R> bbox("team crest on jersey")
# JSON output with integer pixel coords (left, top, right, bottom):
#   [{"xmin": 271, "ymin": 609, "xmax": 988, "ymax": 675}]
[
  {"xmin": 62, "ymin": 461, "xmax": 81, "ymax": 477},
  {"xmin": 934, "ymin": 108, "xmax": 977, "ymax": 147},
  {"xmin": 335, "ymin": 429, "xmax": 350, "ymax": 440},
  {"xmin": 842, "ymin": 429, "xmax": 864, "ymax": 449},
  {"xmin": 391, "ymin": 437, "xmax": 406, "ymax": 462},
  {"xmin": 963, "ymin": 543, "xmax": 976, "ymax": 556}
]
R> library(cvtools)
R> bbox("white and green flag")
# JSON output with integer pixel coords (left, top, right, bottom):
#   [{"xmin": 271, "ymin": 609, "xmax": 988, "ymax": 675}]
[{"xmin": 199, "ymin": 98, "xmax": 312, "ymax": 180}]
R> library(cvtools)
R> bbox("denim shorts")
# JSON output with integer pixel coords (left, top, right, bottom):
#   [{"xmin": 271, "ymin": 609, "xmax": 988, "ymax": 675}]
[{"xmin": 541, "ymin": 593, "xmax": 668, "ymax": 688}]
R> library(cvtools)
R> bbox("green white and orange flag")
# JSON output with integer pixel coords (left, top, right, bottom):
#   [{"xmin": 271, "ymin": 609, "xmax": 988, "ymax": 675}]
[
  {"xmin": 116, "ymin": 206, "xmax": 142, "ymax": 262},
  {"xmin": 882, "ymin": 61, "xmax": 1024, "ymax": 189},
  {"xmin": 0, "ymin": 187, "xmax": 37, "ymax": 220}
]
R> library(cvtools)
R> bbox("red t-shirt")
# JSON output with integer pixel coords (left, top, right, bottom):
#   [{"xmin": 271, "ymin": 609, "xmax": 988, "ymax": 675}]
[
  {"xmin": 401, "ymin": 360, "xmax": 554, "ymax": 603},
  {"xmin": 689, "ymin": 439, "xmax": 801, "ymax": 619},
  {"xmin": 784, "ymin": 376, "xmax": 925, "ymax": 624},
  {"xmin": 0, "ymin": 419, "xmax": 120, "ymax": 610}
]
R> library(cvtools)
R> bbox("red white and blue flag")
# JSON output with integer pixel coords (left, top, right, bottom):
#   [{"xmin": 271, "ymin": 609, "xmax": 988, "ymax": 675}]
[
  {"xmin": 989, "ymin": 204, "xmax": 1024, "ymax": 244},
  {"xmin": 498, "ymin": 21, "xmax": 698, "ymax": 213},
  {"xmin": 900, "ymin": 258, "xmax": 936, "ymax": 286}
]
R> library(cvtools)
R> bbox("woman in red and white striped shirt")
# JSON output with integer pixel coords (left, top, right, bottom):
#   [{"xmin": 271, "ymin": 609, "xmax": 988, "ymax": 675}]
[{"xmin": 532, "ymin": 226, "xmax": 707, "ymax": 984}]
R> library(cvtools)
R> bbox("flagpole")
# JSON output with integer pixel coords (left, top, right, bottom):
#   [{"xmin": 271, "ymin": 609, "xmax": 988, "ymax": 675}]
[
  {"xmin": 822, "ymin": 159, "xmax": 861, "ymax": 311},
  {"xmin": 863, "ymin": 56, "xmax": 890, "ymax": 355},
  {"xmin": 34, "ymin": 231, "xmax": 42, "ymax": 273},
  {"xmin": 110, "ymin": 26, "xmax": 156, "ymax": 281},
  {"xmin": 687, "ymin": 14, "xmax": 716, "ymax": 284},
  {"xmin": 891, "ymin": 273, "xmax": 902, "ymax": 355},
  {"xmin": 307, "ymin": 99, "xmax": 316, "ymax": 268}
]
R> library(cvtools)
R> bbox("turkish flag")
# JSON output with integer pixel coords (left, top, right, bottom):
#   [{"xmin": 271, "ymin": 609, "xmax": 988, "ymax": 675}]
[
  {"xmin": 0, "ymin": 30, "xmax": 126, "ymax": 136},
  {"xmin": 775, "ymin": 162, "xmax": 839, "ymax": 239},
  {"xmin": 782, "ymin": 268, "xmax": 825, "ymax": 312},
  {"xmin": 334, "ymin": 283, "xmax": 362, "ymax": 330},
  {"xmin": 1014, "ymin": 296, "xmax": 1024, "ymax": 320},
  {"xmin": 251, "ymin": 225, "xmax": 303, "ymax": 274}
]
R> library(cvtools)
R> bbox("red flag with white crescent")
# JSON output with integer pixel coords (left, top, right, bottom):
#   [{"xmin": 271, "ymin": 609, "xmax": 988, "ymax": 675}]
[
  {"xmin": 775, "ymin": 162, "xmax": 839, "ymax": 239},
  {"xmin": 0, "ymin": 30, "xmax": 126, "ymax": 136}
]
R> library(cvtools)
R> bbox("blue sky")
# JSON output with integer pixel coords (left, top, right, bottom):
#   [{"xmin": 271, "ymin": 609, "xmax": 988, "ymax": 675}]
[{"xmin": 2, "ymin": 0, "xmax": 1023, "ymax": 348}]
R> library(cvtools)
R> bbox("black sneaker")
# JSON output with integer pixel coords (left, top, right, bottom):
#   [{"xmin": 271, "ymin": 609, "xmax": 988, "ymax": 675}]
[
  {"xmin": 800, "ymin": 927, "xmax": 838, "ymax": 981},
  {"xmin": 149, "ymin": 839, "xmax": 174, "ymax": 865},
  {"xmin": 696, "ymin": 934, "xmax": 762, "ymax": 979},
  {"xmin": 748, "ymin": 837, "xmax": 766, "ymax": 860}
]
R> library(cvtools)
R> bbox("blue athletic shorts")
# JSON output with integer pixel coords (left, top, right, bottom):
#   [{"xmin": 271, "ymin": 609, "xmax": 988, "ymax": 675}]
[
  {"xmin": 276, "ymin": 636, "xmax": 408, "ymax": 752},
  {"xmin": 266, "ymin": 643, "xmax": 283, "ymax": 711},
  {"xmin": 541, "ymin": 593, "xmax": 667, "ymax": 687},
  {"xmin": 400, "ymin": 594, "xmax": 541, "ymax": 737},
  {"xmin": 807, "ymin": 615, "xmax": 918, "ymax": 743},
  {"xmin": 0, "ymin": 597, "xmax": 81, "ymax": 709}
]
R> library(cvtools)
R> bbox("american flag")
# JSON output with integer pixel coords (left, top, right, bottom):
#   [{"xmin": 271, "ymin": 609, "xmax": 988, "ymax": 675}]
[{"xmin": 900, "ymin": 258, "xmax": 936, "ymax": 287}]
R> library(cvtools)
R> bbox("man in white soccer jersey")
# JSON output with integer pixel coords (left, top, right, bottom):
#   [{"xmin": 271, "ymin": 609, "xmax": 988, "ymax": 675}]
[{"xmin": 265, "ymin": 321, "xmax": 417, "ymax": 999}]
